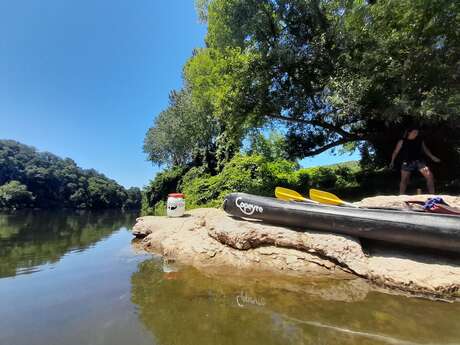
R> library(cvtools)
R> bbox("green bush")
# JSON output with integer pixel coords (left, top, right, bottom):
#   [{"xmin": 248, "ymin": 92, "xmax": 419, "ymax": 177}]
[
  {"xmin": 307, "ymin": 167, "xmax": 337, "ymax": 189},
  {"xmin": 292, "ymin": 163, "xmax": 360, "ymax": 194},
  {"xmin": 142, "ymin": 166, "xmax": 187, "ymax": 214},
  {"xmin": 153, "ymin": 200, "xmax": 167, "ymax": 216},
  {"xmin": 294, "ymin": 169, "xmax": 311, "ymax": 191},
  {"xmin": 178, "ymin": 166, "xmax": 211, "ymax": 191},
  {"xmin": 180, "ymin": 156, "xmax": 365, "ymax": 208},
  {"xmin": 141, "ymin": 193, "xmax": 154, "ymax": 216},
  {"xmin": 143, "ymin": 155, "xmax": 418, "ymax": 213},
  {"xmin": 182, "ymin": 155, "xmax": 299, "ymax": 208},
  {"xmin": 266, "ymin": 160, "xmax": 299, "ymax": 188}
]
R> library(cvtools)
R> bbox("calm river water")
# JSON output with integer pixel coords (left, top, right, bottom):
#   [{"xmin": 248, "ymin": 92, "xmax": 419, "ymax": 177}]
[{"xmin": 0, "ymin": 210, "xmax": 459, "ymax": 345}]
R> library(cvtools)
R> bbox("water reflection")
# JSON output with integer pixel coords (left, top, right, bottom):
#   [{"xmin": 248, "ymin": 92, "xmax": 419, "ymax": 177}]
[
  {"xmin": 0, "ymin": 210, "xmax": 137, "ymax": 278},
  {"xmin": 131, "ymin": 259, "xmax": 460, "ymax": 345}
]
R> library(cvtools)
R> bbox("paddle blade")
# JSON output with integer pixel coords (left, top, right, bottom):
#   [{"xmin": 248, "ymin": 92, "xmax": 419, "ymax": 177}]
[
  {"xmin": 275, "ymin": 187, "xmax": 306, "ymax": 202},
  {"xmin": 309, "ymin": 189, "xmax": 344, "ymax": 206}
]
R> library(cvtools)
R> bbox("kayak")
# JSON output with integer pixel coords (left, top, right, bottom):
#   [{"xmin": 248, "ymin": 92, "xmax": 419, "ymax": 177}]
[{"xmin": 223, "ymin": 193, "xmax": 460, "ymax": 254}]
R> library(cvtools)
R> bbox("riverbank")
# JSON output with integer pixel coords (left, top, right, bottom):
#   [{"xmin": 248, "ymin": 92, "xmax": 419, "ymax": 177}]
[{"xmin": 132, "ymin": 195, "xmax": 460, "ymax": 301}]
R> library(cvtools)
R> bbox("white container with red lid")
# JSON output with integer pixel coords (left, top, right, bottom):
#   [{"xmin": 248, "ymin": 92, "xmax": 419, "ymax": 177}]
[{"xmin": 167, "ymin": 193, "xmax": 185, "ymax": 217}]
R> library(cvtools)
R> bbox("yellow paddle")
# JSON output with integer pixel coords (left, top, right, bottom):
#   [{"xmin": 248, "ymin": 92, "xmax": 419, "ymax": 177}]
[
  {"xmin": 275, "ymin": 187, "xmax": 319, "ymax": 204},
  {"xmin": 309, "ymin": 189, "xmax": 358, "ymax": 208}
]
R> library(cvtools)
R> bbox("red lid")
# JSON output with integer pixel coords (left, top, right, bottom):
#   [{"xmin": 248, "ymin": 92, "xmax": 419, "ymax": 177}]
[{"xmin": 168, "ymin": 193, "xmax": 185, "ymax": 198}]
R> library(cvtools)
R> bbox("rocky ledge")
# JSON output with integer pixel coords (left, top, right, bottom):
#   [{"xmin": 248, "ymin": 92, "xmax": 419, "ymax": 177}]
[{"xmin": 132, "ymin": 195, "xmax": 460, "ymax": 301}]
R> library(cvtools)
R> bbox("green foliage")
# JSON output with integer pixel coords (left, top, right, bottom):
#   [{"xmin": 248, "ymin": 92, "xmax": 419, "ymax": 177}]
[
  {"xmin": 143, "ymin": 88, "xmax": 218, "ymax": 167},
  {"xmin": 181, "ymin": 156, "xmax": 358, "ymax": 208},
  {"xmin": 0, "ymin": 140, "xmax": 139, "ymax": 210},
  {"xmin": 306, "ymin": 167, "xmax": 338, "ymax": 190},
  {"xmin": 330, "ymin": 0, "xmax": 459, "ymax": 123},
  {"xmin": 124, "ymin": 187, "xmax": 142, "ymax": 210},
  {"xmin": 87, "ymin": 176, "xmax": 126, "ymax": 209},
  {"xmin": 327, "ymin": 0, "xmax": 460, "ymax": 169},
  {"xmin": 141, "ymin": 193, "xmax": 154, "ymax": 216},
  {"xmin": 178, "ymin": 166, "xmax": 211, "ymax": 190},
  {"xmin": 182, "ymin": 154, "xmax": 277, "ymax": 207},
  {"xmin": 185, "ymin": 47, "xmax": 259, "ymax": 126},
  {"xmin": 185, "ymin": 0, "xmax": 459, "ymax": 167},
  {"xmin": 183, "ymin": 46, "xmax": 261, "ymax": 167},
  {"xmin": 195, "ymin": 0, "xmax": 211, "ymax": 23},
  {"xmin": 146, "ymin": 152, "xmax": 460, "ymax": 211},
  {"xmin": 142, "ymin": 166, "xmax": 187, "ymax": 214},
  {"xmin": 152, "ymin": 200, "xmax": 167, "ymax": 216},
  {"xmin": 142, "ymin": 155, "xmax": 295, "ymax": 211},
  {"xmin": 0, "ymin": 181, "xmax": 35, "ymax": 209},
  {"xmin": 143, "ymin": 0, "xmax": 460, "ymax": 208},
  {"xmin": 189, "ymin": 0, "xmax": 346, "ymax": 156},
  {"xmin": 245, "ymin": 131, "xmax": 290, "ymax": 162},
  {"xmin": 142, "ymin": 153, "xmax": 379, "ymax": 212},
  {"xmin": 141, "ymin": 197, "xmax": 167, "ymax": 217}
]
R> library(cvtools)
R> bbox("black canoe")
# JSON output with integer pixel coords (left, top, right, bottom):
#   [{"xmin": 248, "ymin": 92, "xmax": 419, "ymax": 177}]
[{"xmin": 223, "ymin": 193, "xmax": 460, "ymax": 254}]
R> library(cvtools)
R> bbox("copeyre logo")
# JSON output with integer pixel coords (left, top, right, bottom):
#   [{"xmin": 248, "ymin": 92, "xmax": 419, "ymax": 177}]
[{"xmin": 235, "ymin": 197, "xmax": 263, "ymax": 216}]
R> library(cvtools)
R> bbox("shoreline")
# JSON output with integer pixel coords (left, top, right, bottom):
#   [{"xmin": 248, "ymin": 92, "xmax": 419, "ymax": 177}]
[{"xmin": 132, "ymin": 195, "xmax": 460, "ymax": 301}]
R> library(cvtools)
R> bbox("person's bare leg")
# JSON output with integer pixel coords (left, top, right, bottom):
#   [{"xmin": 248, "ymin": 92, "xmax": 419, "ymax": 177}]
[
  {"xmin": 400, "ymin": 170, "xmax": 411, "ymax": 194},
  {"xmin": 419, "ymin": 166, "xmax": 435, "ymax": 194}
]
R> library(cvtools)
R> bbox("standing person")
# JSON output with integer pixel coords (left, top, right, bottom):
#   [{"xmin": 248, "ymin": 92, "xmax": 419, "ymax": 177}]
[{"xmin": 389, "ymin": 127, "xmax": 441, "ymax": 194}]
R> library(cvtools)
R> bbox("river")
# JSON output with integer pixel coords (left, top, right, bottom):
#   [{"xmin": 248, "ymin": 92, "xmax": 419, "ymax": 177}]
[{"xmin": 0, "ymin": 210, "xmax": 459, "ymax": 345}]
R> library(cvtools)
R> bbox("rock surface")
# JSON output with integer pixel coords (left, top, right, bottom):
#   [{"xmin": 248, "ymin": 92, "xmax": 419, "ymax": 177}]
[
  {"xmin": 133, "ymin": 195, "xmax": 460, "ymax": 300},
  {"xmin": 356, "ymin": 194, "xmax": 460, "ymax": 210}
]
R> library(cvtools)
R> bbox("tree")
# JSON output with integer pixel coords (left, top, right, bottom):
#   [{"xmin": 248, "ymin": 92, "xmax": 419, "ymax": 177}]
[
  {"xmin": 246, "ymin": 130, "xmax": 290, "ymax": 161},
  {"xmin": 195, "ymin": 0, "xmax": 211, "ymax": 22},
  {"xmin": 87, "ymin": 176, "xmax": 127, "ymax": 209},
  {"xmin": 124, "ymin": 187, "xmax": 142, "ymax": 210},
  {"xmin": 0, "ymin": 181, "xmax": 35, "ymax": 209},
  {"xmin": 190, "ymin": 0, "xmax": 459, "ymax": 166},
  {"xmin": 143, "ymin": 88, "xmax": 218, "ymax": 167}
]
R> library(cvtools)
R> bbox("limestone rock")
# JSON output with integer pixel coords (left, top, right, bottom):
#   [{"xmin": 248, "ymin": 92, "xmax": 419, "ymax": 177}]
[
  {"xmin": 133, "ymin": 209, "xmax": 355, "ymax": 279},
  {"xmin": 132, "ymin": 203, "xmax": 460, "ymax": 300}
]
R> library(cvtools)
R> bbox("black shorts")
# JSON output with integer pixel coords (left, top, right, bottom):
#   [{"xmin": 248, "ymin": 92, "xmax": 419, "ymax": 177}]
[{"xmin": 401, "ymin": 160, "xmax": 427, "ymax": 172}]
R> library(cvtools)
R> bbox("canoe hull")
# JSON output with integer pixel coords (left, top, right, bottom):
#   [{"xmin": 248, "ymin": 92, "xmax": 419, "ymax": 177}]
[{"xmin": 223, "ymin": 193, "xmax": 460, "ymax": 254}]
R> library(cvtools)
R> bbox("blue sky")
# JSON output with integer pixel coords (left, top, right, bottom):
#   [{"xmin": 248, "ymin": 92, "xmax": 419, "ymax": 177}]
[{"xmin": 0, "ymin": 0, "xmax": 358, "ymax": 188}]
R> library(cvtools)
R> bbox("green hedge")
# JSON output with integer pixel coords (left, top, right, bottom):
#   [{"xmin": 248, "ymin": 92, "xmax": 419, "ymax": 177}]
[
  {"xmin": 182, "ymin": 155, "xmax": 296, "ymax": 208},
  {"xmin": 142, "ymin": 155, "xmax": 374, "ymax": 214},
  {"xmin": 142, "ymin": 154, "xmax": 459, "ymax": 215}
]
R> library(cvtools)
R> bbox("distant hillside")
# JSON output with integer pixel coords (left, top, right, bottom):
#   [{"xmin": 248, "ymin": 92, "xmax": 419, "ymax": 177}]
[{"xmin": 0, "ymin": 140, "xmax": 141, "ymax": 210}]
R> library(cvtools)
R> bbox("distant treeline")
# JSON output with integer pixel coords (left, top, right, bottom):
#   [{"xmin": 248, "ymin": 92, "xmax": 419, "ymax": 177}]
[{"xmin": 0, "ymin": 140, "xmax": 141, "ymax": 210}]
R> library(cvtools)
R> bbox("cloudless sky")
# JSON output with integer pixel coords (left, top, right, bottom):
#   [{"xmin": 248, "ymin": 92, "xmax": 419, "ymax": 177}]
[{"xmin": 0, "ymin": 0, "xmax": 358, "ymax": 188}]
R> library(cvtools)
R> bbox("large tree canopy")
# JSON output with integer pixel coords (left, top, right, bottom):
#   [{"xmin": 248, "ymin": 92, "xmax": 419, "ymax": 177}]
[
  {"xmin": 144, "ymin": 0, "xmax": 459, "ymax": 176},
  {"xmin": 142, "ymin": 0, "xmax": 459, "ymax": 213},
  {"xmin": 189, "ymin": 0, "xmax": 459, "ymax": 163}
]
